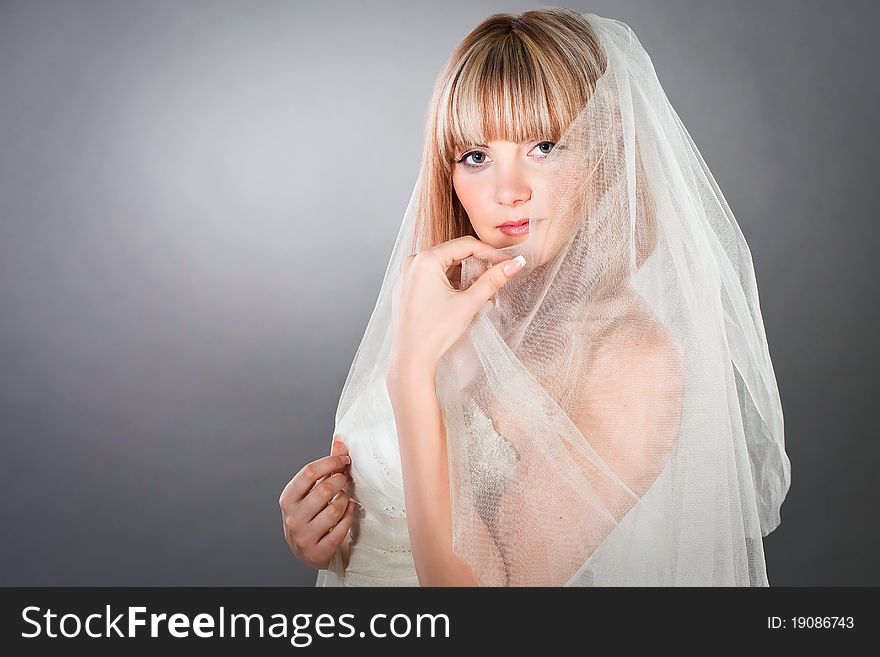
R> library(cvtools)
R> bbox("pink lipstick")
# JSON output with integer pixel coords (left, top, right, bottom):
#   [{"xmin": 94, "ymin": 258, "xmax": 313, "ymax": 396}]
[{"xmin": 498, "ymin": 218, "xmax": 530, "ymax": 237}]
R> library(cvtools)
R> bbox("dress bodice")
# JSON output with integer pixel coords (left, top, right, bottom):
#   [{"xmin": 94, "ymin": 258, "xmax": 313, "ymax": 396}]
[
  {"xmin": 313, "ymin": 387, "xmax": 682, "ymax": 587},
  {"xmin": 315, "ymin": 396, "xmax": 517, "ymax": 587}
]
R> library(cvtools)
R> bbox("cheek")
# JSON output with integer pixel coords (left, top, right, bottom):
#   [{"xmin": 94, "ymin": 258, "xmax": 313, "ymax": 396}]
[
  {"xmin": 452, "ymin": 175, "xmax": 476, "ymax": 209},
  {"xmin": 453, "ymin": 178, "xmax": 489, "ymax": 223}
]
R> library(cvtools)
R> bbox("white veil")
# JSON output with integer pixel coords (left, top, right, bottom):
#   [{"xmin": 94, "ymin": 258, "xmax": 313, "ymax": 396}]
[{"xmin": 317, "ymin": 12, "xmax": 789, "ymax": 586}]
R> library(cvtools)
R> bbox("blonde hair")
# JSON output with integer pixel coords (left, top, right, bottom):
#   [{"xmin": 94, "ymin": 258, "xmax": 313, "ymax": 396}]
[{"xmin": 410, "ymin": 8, "xmax": 608, "ymax": 253}]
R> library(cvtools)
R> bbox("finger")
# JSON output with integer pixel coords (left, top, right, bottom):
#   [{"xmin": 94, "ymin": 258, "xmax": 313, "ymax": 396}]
[
  {"xmin": 317, "ymin": 437, "xmax": 350, "ymax": 487},
  {"xmin": 300, "ymin": 471, "xmax": 351, "ymax": 521},
  {"xmin": 280, "ymin": 452, "xmax": 350, "ymax": 505},
  {"xmin": 464, "ymin": 255, "xmax": 527, "ymax": 308},
  {"xmin": 325, "ymin": 436, "xmax": 350, "ymax": 480},
  {"xmin": 303, "ymin": 490, "xmax": 351, "ymax": 543},
  {"xmin": 330, "ymin": 435, "xmax": 349, "ymax": 457},
  {"xmin": 423, "ymin": 235, "xmax": 502, "ymax": 271},
  {"xmin": 316, "ymin": 498, "xmax": 356, "ymax": 550}
]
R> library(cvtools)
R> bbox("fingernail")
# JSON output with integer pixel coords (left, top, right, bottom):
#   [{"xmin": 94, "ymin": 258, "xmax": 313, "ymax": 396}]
[
  {"xmin": 502, "ymin": 255, "xmax": 526, "ymax": 276},
  {"xmin": 341, "ymin": 455, "xmax": 351, "ymax": 464}
]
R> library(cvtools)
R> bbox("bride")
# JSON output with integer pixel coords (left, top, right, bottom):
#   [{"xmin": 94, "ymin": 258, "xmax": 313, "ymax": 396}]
[{"xmin": 279, "ymin": 9, "xmax": 790, "ymax": 586}]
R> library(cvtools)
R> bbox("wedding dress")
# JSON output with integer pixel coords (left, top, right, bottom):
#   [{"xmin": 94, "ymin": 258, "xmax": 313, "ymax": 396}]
[
  {"xmin": 315, "ymin": 376, "xmax": 517, "ymax": 587},
  {"xmin": 315, "ymin": 10, "xmax": 789, "ymax": 587},
  {"xmin": 314, "ymin": 369, "xmax": 696, "ymax": 587}
]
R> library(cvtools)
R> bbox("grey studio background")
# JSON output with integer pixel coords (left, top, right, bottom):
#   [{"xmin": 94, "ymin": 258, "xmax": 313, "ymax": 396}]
[{"xmin": 1, "ymin": 0, "xmax": 876, "ymax": 586}]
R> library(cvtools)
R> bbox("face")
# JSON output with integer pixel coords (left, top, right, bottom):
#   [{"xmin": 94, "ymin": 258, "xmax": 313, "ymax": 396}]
[{"xmin": 452, "ymin": 139, "xmax": 557, "ymax": 250}]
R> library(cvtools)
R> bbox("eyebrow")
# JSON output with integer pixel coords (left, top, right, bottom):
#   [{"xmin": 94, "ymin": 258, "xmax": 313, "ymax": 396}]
[
  {"xmin": 462, "ymin": 139, "xmax": 546, "ymax": 148},
  {"xmin": 459, "ymin": 143, "xmax": 509, "ymax": 152},
  {"xmin": 455, "ymin": 139, "xmax": 551, "ymax": 157}
]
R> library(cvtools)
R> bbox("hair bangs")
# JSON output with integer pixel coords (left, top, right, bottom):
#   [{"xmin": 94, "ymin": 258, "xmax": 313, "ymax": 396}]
[{"xmin": 437, "ymin": 36, "xmax": 574, "ymax": 165}]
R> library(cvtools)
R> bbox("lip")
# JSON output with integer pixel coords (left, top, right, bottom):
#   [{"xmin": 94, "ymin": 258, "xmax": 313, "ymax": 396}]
[
  {"xmin": 498, "ymin": 217, "xmax": 531, "ymax": 237},
  {"xmin": 498, "ymin": 217, "xmax": 530, "ymax": 227}
]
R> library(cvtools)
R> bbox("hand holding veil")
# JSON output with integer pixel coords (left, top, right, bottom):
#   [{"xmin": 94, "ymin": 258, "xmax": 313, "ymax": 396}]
[{"xmin": 317, "ymin": 12, "xmax": 790, "ymax": 586}]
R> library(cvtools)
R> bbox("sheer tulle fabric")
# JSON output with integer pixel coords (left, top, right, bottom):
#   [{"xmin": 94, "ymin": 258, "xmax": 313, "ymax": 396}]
[{"xmin": 316, "ymin": 13, "xmax": 789, "ymax": 587}]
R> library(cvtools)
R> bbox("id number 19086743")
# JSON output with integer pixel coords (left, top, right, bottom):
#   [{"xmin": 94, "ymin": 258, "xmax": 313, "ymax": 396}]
[{"xmin": 767, "ymin": 616, "xmax": 854, "ymax": 630}]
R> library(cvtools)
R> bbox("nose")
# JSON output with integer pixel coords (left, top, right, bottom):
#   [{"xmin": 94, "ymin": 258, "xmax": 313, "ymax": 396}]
[{"xmin": 493, "ymin": 167, "xmax": 532, "ymax": 208}]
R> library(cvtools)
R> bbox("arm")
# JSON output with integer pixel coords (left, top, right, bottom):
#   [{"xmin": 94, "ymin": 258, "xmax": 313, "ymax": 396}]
[
  {"xmin": 379, "ymin": 238, "xmax": 526, "ymax": 584},
  {"xmin": 386, "ymin": 361, "xmax": 508, "ymax": 586}
]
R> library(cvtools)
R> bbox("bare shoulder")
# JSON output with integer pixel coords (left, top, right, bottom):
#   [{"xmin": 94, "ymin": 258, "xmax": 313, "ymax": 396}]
[
  {"xmin": 583, "ymin": 302, "xmax": 685, "ymax": 395},
  {"xmin": 573, "ymin": 302, "xmax": 685, "ymax": 494},
  {"xmin": 611, "ymin": 325, "xmax": 683, "ymax": 386}
]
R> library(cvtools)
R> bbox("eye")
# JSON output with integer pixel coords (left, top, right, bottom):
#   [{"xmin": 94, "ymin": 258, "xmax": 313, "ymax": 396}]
[
  {"xmin": 530, "ymin": 141, "xmax": 557, "ymax": 157},
  {"xmin": 457, "ymin": 150, "xmax": 488, "ymax": 168},
  {"xmin": 455, "ymin": 141, "xmax": 560, "ymax": 169}
]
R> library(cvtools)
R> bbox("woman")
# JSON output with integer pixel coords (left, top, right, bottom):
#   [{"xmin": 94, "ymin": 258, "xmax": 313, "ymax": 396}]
[{"xmin": 279, "ymin": 9, "xmax": 790, "ymax": 586}]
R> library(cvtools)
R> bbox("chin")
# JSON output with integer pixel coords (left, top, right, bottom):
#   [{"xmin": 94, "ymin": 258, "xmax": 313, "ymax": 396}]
[
  {"xmin": 471, "ymin": 229, "xmax": 498, "ymax": 248},
  {"xmin": 487, "ymin": 236, "xmax": 519, "ymax": 251}
]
